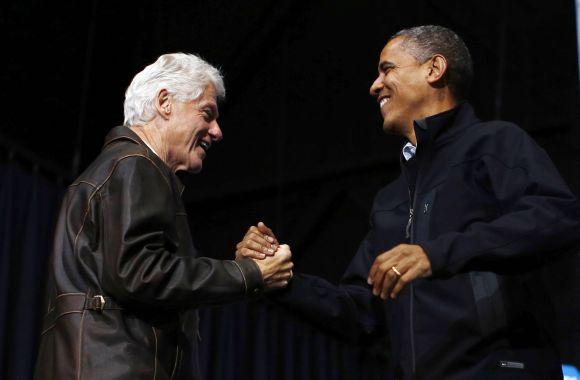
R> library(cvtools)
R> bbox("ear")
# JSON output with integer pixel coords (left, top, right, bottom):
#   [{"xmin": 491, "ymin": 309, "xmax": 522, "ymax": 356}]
[
  {"xmin": 154, "ymin": 89, "xmax": 171, "ymax": 119},
  {"xmin": 426, "ymin": 54, "xmax": 448, "ymax": 85}
]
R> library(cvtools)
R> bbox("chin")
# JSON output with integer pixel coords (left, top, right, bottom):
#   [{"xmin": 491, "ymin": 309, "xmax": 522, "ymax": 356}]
[
  {"xmin": 381, "ymin": 121, "xmax": 397, "ymax": 135},
  {"xmin": 188, "ymin": 165, "xmax": 202, "ymax": 174},
  {"xmin": 176, "ymin": 163, "xmax": 202, "ymax": 174},
  {"xmin": 381, "ymin": 118, "xmax": 406, "ymax": 137}
]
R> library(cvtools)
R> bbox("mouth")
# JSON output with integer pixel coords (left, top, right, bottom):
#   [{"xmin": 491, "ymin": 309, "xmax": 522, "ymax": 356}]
[
  {"xmin": 198, "ymin": 140, "xmax": 211, "ymax": 153},
  {"xmin": 378, "ymin": 95, "xmax": 390, "ymax": 109}
]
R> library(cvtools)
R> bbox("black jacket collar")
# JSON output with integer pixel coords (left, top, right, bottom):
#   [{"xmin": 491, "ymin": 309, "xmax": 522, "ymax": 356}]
[
  {"xmin": 413, "ymin": 102, "xmax": 480, "ymax": 149},
  {"xmin": 103, "ymin": 125, "xmax": 144, "ymax": 148}
]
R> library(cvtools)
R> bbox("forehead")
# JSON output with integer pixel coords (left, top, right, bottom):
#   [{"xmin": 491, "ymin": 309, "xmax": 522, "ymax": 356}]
[
  {"xmin": 197, "ymin": 84, "xmax": 217, "ymax": 105},
  {"xmin": 378, "ymin": 37, "xmax": 416, "ymax": 67}
]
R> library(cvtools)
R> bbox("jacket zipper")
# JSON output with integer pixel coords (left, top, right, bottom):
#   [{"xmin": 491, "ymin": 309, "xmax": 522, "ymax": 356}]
[{"xmin": 407, "ymin": 187, "xmax": 418, "ymax": 374}]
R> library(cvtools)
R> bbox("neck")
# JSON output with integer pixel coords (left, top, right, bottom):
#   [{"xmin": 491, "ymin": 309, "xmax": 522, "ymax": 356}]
[{"xmin": 129, "ymin": 122, "xmax": 170, "ymax": 164}]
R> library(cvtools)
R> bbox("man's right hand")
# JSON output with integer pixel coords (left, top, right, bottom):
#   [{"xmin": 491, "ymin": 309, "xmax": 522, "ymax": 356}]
[{"xmin": 253, "ymin": 244, "xmax": 293, "ymax": 290}]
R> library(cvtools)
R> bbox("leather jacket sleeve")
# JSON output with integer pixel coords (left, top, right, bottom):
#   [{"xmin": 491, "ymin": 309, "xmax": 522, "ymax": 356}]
[{"xmin": 98, "ymin": 155, "xmax": 263, "ymax": 311}]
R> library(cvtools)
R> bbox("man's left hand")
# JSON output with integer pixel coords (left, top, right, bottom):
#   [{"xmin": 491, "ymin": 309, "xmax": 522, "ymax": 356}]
[
  {"xmin": 367, "ymin": 244, "xmax": 432, "ymax": 300},
  {"xmin": 236, "ymin": 222, "xmax": 279, "ymax": 260}
]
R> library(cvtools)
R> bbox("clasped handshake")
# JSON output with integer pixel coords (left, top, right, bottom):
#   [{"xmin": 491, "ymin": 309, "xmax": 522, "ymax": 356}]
[
  {"xmin": 235, "ymin": 222, "xmax": 433, "ymax": 298},
  {"xmin": 235, "ymin": 222, "xmax": 293, "ymax": 290}
]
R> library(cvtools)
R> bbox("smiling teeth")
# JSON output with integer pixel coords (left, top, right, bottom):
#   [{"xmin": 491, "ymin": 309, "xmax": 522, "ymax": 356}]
[{"xmin": 380, "ymin": 98, "xmax": 389, "ymax": 108}]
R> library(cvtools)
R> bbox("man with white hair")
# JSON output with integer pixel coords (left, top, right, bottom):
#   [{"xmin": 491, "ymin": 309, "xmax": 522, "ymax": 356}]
[{"xmin": 34, "ymin": 53, "xmax": 293, "ymax": 380}]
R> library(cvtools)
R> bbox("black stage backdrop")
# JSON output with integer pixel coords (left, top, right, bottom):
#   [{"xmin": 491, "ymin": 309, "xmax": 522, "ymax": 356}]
[{"xmin": 1, "ymin": 0, "xmax": 579, "ymax": 379}]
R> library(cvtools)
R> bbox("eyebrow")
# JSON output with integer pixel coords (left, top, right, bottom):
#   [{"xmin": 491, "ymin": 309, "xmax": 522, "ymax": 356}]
[
  {"xmin": 379, "ymin": 61, "xmax": 395, "ymax": 72},
  {"xmin": 202, "ymin": 101, "xmax": 219, "ymax": 119}
]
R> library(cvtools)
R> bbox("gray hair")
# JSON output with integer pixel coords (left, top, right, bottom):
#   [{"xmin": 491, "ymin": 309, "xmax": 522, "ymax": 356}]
[
  {"xmin": 123, "ymin": 53, "xmax": 225, "ymax": 126},
  {"xmin": 390, "ymin": 25, "xmax": 473, "ymax": 100}
]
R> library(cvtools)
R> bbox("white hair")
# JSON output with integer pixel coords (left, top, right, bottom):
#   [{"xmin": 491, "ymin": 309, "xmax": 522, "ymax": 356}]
[{"xmin": 123, "ymin": 53, "xmax": 225, "ymax": 126}]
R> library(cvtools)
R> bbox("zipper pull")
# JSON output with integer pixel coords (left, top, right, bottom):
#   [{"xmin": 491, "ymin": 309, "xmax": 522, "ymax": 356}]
[{"xmin": 405, "ymin": 208, "xmax": 414, "ymax": 239}]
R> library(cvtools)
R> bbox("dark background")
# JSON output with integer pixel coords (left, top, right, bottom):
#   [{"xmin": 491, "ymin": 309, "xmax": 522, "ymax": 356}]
[{"xmin": 1, "ymin": 0, "xmax": 579, "ymax": 379}]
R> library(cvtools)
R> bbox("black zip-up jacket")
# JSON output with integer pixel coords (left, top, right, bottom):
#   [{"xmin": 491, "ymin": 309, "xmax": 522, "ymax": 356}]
[
  {"xmin": 35, "ymin": 126, "xmax": 263, "ymax": 380},
  {"xmin": 274, "ymin": 103, "xmax": 580, "ymax": 379}
]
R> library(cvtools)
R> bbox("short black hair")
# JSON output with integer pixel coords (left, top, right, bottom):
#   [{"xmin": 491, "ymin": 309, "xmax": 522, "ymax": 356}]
[{"xmin": 390, "ymin": 25, "xmax": 473, "ymax": 100}]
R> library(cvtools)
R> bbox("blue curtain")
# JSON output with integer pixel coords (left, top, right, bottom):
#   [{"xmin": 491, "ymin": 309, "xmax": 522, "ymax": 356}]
[
  {"xmin": 198, "ymin": 302, "xmax": 388, "ymax": 380},
  {"xmin": 0, "ymin": 163, "xmax": 63, "ymax": 379}
]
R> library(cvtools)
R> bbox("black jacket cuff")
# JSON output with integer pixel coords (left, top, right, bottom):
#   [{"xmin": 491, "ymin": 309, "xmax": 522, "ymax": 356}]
[{"xmin": 234, "ymin": 258, "xmax": 264, "ymax": 296}]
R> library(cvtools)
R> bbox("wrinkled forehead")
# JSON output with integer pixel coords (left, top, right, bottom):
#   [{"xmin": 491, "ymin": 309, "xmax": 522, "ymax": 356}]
[
  {"xmin": 200, "ymin": 83, "xmax": 217, "ymax": 101},
  {"xmin": 196, "ymin": 84, "xmax": 220, "ymax": 115}
]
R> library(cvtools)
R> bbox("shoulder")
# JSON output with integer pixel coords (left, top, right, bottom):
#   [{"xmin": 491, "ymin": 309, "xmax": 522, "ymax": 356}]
[
  {"xmin": 74, "ymin": 141, "xmax": 171, "ymax": 192},
  {"xmin": 464, "ymin": 119, "xmax": 528, "ymax": 144},
  {"xmin": 455, "ymin": 119, "xmax": 538, "ymax": 165}
]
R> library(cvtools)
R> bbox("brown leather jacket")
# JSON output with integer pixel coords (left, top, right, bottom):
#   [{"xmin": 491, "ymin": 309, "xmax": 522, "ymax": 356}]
[{"xmin": 34, "ymin": 126, "xmax": 263, "ymax": 379}]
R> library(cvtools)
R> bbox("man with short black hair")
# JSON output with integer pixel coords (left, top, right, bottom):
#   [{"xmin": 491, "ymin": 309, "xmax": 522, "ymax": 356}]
[{"xmin": 242, "ymin": 25, "xmax": 580, "ymax": 379}]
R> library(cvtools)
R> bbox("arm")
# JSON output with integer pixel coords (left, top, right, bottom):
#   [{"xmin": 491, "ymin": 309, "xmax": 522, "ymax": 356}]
[
  {"xmin": 422, "ymin": 132, "xmax": 580, "ymax": 276},
  {"xmin": 252, "ymin": 230, "xmax": 386, "ymax": 343},
  {"xmin": 99, "ymin": 156, "xmax": 289, "ymax": 311}
]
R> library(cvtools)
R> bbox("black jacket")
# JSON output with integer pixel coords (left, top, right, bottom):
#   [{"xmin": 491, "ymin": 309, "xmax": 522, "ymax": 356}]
[
  {"xmin": 274, "ymin": 103, "xmax": 580, "ymax": 379},
  {"xmin": 35, "ymin": 126, "xmax": 263, "ymax": 380}
]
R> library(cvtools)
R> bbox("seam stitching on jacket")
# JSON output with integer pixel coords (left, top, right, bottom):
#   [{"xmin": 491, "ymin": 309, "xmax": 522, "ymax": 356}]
[
  {"xmin": 104, "ymin": 136, "xmax": 143, "ymax": 149},
  {"xmin": 72, "ymin": 154, "xmax": 172, "ymax": 255},
  {"xmin": 232, "ymin": 260, "xmax": 248, "ymax": 293},
  {"xmin": 69, "ymin": 180, "xmax": 97, "ymax": 188},
  {"xmin": 449, "ymin": 153, "xmax": 529, "ymax": 175},
  {"xmin": 40, "ymin": 311, "xmax": 84, "ymax": 335},
  {"xmin": 170, "ymin": 343, "xmax": 180, "ymax": 379},
  {"xmin": 152, "ymin": 327, "xmax": 158, "ymax": 380},
  {"xmin": 76, "ymin": 308, "xmax": 86, "ymax": 380},
  {"xmin": 44, "ymin": 293, "xmax": 86, "ymax": 315}
]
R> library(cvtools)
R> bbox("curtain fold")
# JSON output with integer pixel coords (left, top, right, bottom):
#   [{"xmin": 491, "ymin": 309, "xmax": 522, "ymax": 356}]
[{"xmin": 0, "ymin": 163, "xmax": 63, "ymax": 379}]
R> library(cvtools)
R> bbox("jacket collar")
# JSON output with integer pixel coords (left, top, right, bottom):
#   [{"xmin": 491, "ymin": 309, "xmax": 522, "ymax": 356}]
[
  {"xmin": 413, "ymin": 102, "xmax": 479, "ymax": 148},
  {"xmin": 103, "ymin": 125, "xmax": 144, "ymax": 148},
  {"xmin": 102, "ymin": 126, "xmax": 185, "ymax": 194}
]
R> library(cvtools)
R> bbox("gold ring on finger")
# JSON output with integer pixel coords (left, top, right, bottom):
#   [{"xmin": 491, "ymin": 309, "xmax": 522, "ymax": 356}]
[{"xmin": 391, "ymin": 266, "xmax": 402, "ymax": 277}]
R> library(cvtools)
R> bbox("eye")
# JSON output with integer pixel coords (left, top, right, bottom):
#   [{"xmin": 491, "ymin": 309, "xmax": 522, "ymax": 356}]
[{"xmin": 202, "ymin": 109, "xmax": 213, "ymax": 121}]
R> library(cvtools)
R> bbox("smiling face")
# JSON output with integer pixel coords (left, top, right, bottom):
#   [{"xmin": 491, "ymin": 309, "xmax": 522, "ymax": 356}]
[
  {"xmin": 166, "ymin": 84, "xmax": 222, "ymax": 173},
  {"xmin": 369, "ymin": 37, "xmax": 433, "ymax": 138}
]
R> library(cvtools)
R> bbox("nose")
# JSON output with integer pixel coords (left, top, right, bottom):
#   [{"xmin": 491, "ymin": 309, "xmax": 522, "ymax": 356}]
[
  {"xmin": 369, "ymin": 74, "xmax": 383, "ymax": 97},
  {"xmin": 209, "ymin": 120, "xmax": 223, "ymax": 142}
]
